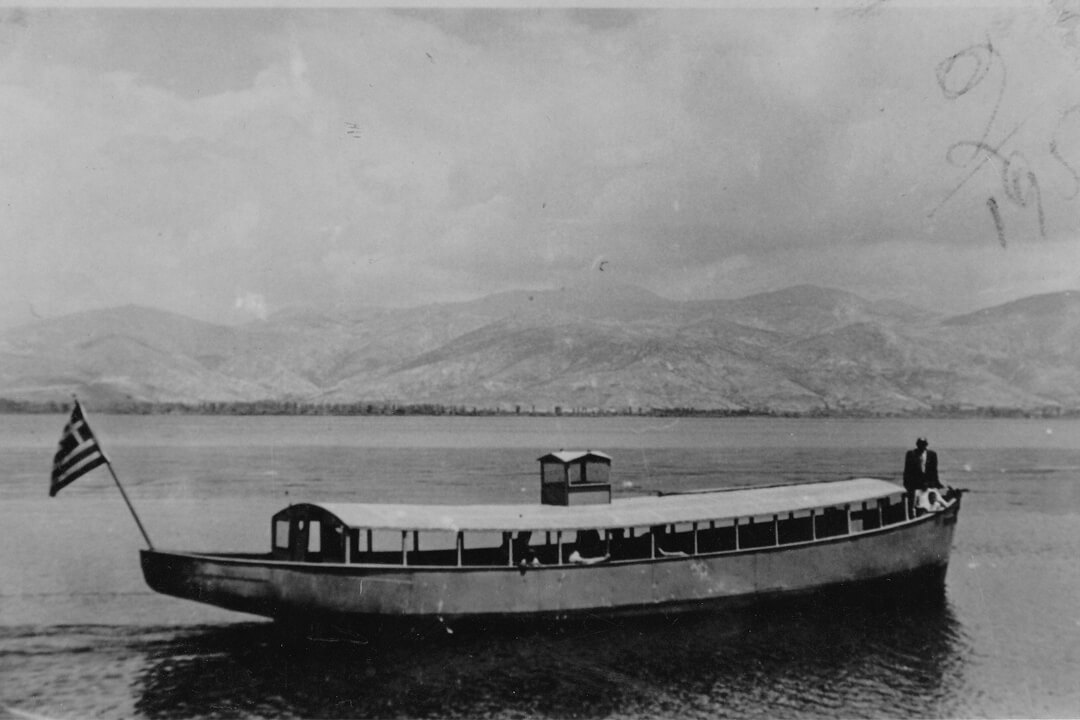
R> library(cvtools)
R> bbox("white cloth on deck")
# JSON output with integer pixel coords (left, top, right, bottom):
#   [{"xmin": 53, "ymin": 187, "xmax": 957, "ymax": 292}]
[{"xmin": 915, "ymin": 487, "xmax": 949, "ymax": 512}]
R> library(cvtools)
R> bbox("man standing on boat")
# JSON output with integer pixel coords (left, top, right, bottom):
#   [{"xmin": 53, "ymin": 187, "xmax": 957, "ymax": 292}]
[
  {"xmin": 904, "ymin": 438, "xmax": 948, "ymax": 512},
  {"xmin": 904, "ymin": 438, "xmax": 940, "ymax": 494}
]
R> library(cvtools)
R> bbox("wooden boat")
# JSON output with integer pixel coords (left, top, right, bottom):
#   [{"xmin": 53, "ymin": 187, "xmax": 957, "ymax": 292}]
[{"xmin": 140, "ymin": 450, "xmax": 962, "ymax": 629}]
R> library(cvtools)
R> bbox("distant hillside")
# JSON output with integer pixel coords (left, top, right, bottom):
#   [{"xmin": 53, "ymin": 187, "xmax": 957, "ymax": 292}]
[{"xmin": 2, "ymin": 285, "xmax": 1079, "ymax": 416}]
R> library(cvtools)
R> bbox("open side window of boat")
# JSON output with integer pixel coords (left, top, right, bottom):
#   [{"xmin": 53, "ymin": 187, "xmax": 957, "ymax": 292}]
[
  {"xmin": 405, "ymin": 531, "xmax": 459, "ymax": 566},
  {"xmin": 777, "ymin": 510, "xmax": 815, "ymax": 544},
  {"xmin": 771, "ymin": 506, "xmax": 853, "ymax": 545},
  {"xmin": 848, "ymin": 491, "xmax": 907, "ymax": 532},
  {"xmin": 456, "ymin": 531, "xmax": 503, "ymax": 567},
  {"xmin": 606, "ymin": 526, "xmax": 651, "ymax": 560},
  {"xmin": 273, "ymin": 519, "xmax": 290, "ymax": 554},
  {"xmin": 695, "ymin": 520, "xmax": 738, "ymax": 554},
  {"xmin": 815, "ymin": 506, "xmax": 851, "ymax": 538},
  {"xmin": 654, "ymin": 522, "xmax": 695, "ymax": 555},
  {"xmin": 739, "ymin": 515, "xmax": 779, "ymax": 549},
  {"xmin": 350, "ymin": 529, "xmax": 408, "ymax": 564},
  {"xmin": 850, "ymin": 502, "xmax": 879, "ymax": 532},
  {"xmin": 881, "ymin": 493, "xmax": 907, "ymax": 525}
]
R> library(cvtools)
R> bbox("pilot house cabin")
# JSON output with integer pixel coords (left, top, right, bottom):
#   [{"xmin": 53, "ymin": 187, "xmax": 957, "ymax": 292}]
[
  {"xmin": 539, "ymin": 450, "xmax": 612, "ymax": 506},
  {"xmin": 269, "ymin": 450, "xmax": 915, "ymax": 569}
]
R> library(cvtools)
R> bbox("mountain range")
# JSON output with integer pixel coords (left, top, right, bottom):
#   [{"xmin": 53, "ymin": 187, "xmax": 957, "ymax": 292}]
[{"xmin": 2, "ymin": 284, "xmax": 1079, "ymax": 415}]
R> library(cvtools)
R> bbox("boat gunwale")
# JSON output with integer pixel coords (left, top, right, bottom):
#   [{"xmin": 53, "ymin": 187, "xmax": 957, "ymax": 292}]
[{"xmin": 143, "ymin": 497, "xmax": 958, "ymax": 574}]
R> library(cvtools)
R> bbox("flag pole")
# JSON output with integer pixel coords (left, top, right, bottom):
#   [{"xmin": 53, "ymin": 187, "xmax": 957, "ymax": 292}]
[
  {"xmin": 104, "ymin": 460, "xmax": 154, "ymax": 550},
  {"xmin": 75, "ymin": 398, "xmax": 155, "ymax": 550}
]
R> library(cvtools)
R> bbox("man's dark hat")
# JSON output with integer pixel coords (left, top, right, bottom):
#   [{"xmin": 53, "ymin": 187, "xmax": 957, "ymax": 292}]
[{"xmin": 916, "ymin": 437, "xmax": 928, "ymax": 448}]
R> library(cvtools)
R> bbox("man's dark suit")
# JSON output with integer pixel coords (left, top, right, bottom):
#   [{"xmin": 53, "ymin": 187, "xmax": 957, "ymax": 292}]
[{"xmin": 903, "ymin": 448, "xmax": 940, "ymax": 494}]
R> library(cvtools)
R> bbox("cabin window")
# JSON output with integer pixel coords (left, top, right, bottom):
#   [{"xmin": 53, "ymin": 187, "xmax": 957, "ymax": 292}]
[
  {"xmin": 567, "ymin": 463, "xmax": 583, "ymax": 483},
  {"xmin": 586, "ymin": 462, "xmax": 610, "ymax": 484},
  {"xmin": 697, "ymin": 520, "xmax": 737, "ymax": 553},
  {"xmin": 308, "ymin": 520, "xmax": 321, "ymax": 553},
  {"xmin": 542, "ymin": 462, "xmax": 565, "ymax": 485},
  {"xmin": 458, "ymin": 531, "xmax": 506, "ymax": 566},
  {"xmin": 564, "ymin": 529, "xmax": 608, "ymax": 563},
  {"xmin": 368, "ymin": 530, "xmax": 404, "ymax": 552},
  {"xmin": 274, "ymin": 520, "xmax": 290, "ymax": 549},
  {"xmin": 410, "ymin": 531, "xmax": 458, "ymax": 566},
  {"xmin": 609, "ymin": 527, "xmax": 653, "ymax": 560},
  {"xmin": 851, "ymin": 502, "xmax": 881, "ymax": 531},
  {"xmin": 738, "ymin": 516, "xmax": 778, "ymax": 549},
  {"xmin": 777, "ymin": 511, "xmax": 814, "ymax": 545},
  {"xmin": 653, "ymin": 523, "xmax": 694, "ymax": 555},
  {"xmin": 512, "ymin": 530, "xmax": 555, "ymax": 565},
  {"xmin": 348, "ymin": 529, "xmax": 361, "ymax": 561},
  {"xmin": 881, "ymin": 496, "xmax": 906, "ymax": 525},
  {"xmin": 815, "ymin": 506, "xmax": 850, "ymax": 538}
]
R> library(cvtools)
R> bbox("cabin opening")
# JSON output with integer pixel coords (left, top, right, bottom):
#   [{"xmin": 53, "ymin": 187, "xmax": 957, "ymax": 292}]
[
  {"xmin": 271, "ymin": 505, "xmax": 348, "ymax": 563},
  {"xmin": 538, "ymin": 450, "xmax": 612, "ymax": 506}
]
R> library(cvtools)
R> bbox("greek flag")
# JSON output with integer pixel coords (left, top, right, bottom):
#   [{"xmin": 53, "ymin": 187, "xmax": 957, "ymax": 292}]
[{"xmin": 50, "ymin": 400, "xmax": 108, "ymax": 497}]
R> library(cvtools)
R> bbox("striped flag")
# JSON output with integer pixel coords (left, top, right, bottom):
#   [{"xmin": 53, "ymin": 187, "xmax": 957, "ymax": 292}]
[{"xmin": 50, "ymin": 400, "xmax": 108, "ymax": 497}]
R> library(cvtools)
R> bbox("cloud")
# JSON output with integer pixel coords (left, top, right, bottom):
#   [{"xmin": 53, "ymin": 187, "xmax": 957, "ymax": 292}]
[
  {"xmin": 234, "ymin": 291, "xmax": 269, "ymax": 321},
  {"xmin": 1, "ymin": 6, "xmax": 1079, "ymax": 330}
]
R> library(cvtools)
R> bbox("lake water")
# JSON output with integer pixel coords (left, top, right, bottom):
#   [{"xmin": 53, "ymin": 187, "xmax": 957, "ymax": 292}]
[{"xmin": 1, "ymin": 414, "xmax": 1078, "ymax": 718}]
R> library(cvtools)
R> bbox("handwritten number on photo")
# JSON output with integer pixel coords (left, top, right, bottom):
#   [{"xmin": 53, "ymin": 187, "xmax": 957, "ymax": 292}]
[
  {"xmin": 1049, "ymin": 105, "xmax": 1080, "ymax": 200},
  {"xmin": 933, "ymin": 38, "xmax": 1080, "ymax": 245},
  {"xmin": 935, "ymin": 40, "xmax": 1005, "ymax": 156},
  {"xmin": 986, "ymin": 196, "xmax": 1006, "ymax": 248}
]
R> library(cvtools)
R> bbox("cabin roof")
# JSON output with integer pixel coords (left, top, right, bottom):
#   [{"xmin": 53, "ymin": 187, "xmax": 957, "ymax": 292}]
[
  {"xmin": 537, "ymin": 450, "xmax": 612, "ymax": 464},
  {"xmin": 304, "ymin": 478, "xmax": 903, "ymax": 533}
]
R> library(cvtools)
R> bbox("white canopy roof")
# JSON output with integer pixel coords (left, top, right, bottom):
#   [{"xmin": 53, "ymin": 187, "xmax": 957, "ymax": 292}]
[
  {"xmin": 537, "ymin": 450, "xmax": 612, "ymax": 464},
  {"xmin": 306, "ymin": 478, "xmax": 903, "ymax": 533}
]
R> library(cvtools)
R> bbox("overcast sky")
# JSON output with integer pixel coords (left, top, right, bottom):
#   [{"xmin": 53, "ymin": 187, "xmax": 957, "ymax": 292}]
[{"xmin": 3, "ymin": 3, "xmax": 1080, "ymax": 328}]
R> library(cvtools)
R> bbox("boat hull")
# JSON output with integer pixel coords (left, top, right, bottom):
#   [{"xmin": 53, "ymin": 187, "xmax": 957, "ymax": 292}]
[{"xmin": 141, "ymin": 499, "xmax": 959, "ymax": 624}]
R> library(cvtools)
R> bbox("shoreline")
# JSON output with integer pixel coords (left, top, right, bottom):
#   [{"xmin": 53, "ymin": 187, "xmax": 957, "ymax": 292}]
[{"xmin": 1, "ymin": 399, "xmax": 1075, "ymax": 420}]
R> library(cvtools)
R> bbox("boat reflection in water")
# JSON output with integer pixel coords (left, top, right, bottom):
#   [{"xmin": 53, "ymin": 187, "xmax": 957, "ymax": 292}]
[{"xmin": 133, "ymin": 591, "xmax": 968, "ymax": 719}]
